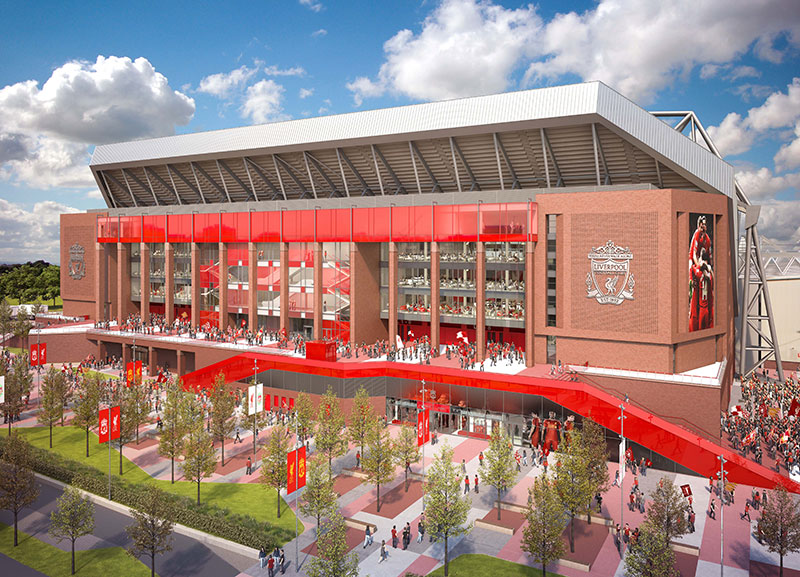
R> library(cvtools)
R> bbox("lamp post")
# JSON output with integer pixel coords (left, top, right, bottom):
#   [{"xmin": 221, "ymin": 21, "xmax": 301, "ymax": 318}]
[
  {"xmin": 420, "ymin": 378, "xmax": 427, "ymax": 511},
  {"xmin": 618, "ymin": 394, "xmax": 628, "ymax": 556},
  {"xmin": 253, "ymin": 359, "xmax": 259, "ymax": 455},
  {"xmin": 718, "ymin": 454, "xmax": 727, "ymax": 577}
]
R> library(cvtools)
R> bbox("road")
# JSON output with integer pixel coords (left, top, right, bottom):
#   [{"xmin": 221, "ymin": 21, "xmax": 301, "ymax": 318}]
[{"xmin": 0, "ymin": 478, "xmax": 254, "ymax": 577}]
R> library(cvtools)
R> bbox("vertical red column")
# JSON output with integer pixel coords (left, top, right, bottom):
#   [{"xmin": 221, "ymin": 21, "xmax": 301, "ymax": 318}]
[
  {"xmin": 280, "ymin": 243, "xmax": 289, "ymax": 333},
  {"xmin": 148, "ymin": 346, "xmax": 157, "ymax": 376},
  {"xmin": 116, "ymin": 243, "xmax": 128, "ymax": 325},
  {"xmin": 121, "ymin": 342, "xmax": 130, "ymax": 367},
  {"xmin": 191, "ymin": 243, "xmax": 200, "ymax": 328},
  {"xmin": 218, "ymin": 242, "xmax": 228, "ymax": 330},
  {"xmin": 248, "ymin": 242, "xmax": 258, "ymax": 332},
  {"xmin": 95, "ymin": 243, "xmax": 107, "ymax": 322},
  {"xmin": 430, "ymin": 242, "xmax": 440, "ymax": 352},
  {"xmin": 525, "ymin": 241, "xmax": 535, "ymax": 368},
  {"xmin": 476, "ymin": 241, "xmax": 485, "ymax": 362},
  {"xmin": 165, "ymin": 242, "xmax": 175, "ymax": 324},
  {"xmin": 141, "ymin": 242, "xmax": 150, "ymax": 322},
  {"xmin": 388, "ymin": 242, "xmax": 398, "ymax": 349},
  {"xmin": 313, "ymin": 242, "xmax": 323, "ymax": 341},
  {"xmin": 176, "ymin": 349, "xmax": 186, "ymax": 376},
  {"xmin": 348, "ymin": 242, "xmax": 358, "ymax": 347}
]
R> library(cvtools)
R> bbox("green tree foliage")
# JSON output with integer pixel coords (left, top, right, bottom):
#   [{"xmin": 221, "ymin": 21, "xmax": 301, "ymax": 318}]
[
  {"xmin": 521, "ymin": 475, "xmax": 565, "ymax": 577},
  {"xmin": 12, "ymin": 313, "xmax": 32, "ymax": 351},
  {"xmin": 260, "ymin": 424, "xmax": 291, "ymax": 518},
  {"xmin": 315, "ymin": 386, "xmax": 346, "ymax": 480},
  {"xmin": 157, "ymin": 381, "xmax": 186, "ymax": 483},
  {"xmin": 553, "ymin": 427, "xmax": 593, "ymax": 553},
  {"xmin": 180, "ymin": 396, "xmax": 216, "ymax": 505},
  {"xmin": 623, "ymin": 524, "xmax": 679, "ymax": 577},
  {"xmin": 425, "ymin": 442, "xmax": 472, "ymax": 577},
  {"xmin": 38, "ymin": 366, "xmax": 67, "ymax": 448},
  {"xmin": 348, "ymin": 385, "xmax": 376, "ymax": 460},
  {"xmin": 0, "ymin": 433, "xmax": 39, "ymax": 546},
  {"xmin": 392, "ymin": 423, "xmax": 420, "ymax": 492},
  {"xmin": 295, "ymin": 391, "xmax": 315, "ymax": 441},
  {"xmin": 0, "ymin": 262, "xmax": 60, "ymax": 305},
  {"xmin": 0, "ymin": 299, "xmax": 12, "ymax": 353},
  {"xmin": 643, "ymin": 477, "xmax": 689, "ymax": 544},
  {"xmin": 361, "ymin": 416, "xmax": 394, "ymax": 512},
  {"xmin": 298, "ymin": 454, "xmax": 338, "ymax": 535},
  {"xmin": 72, "ymin": 374, "xmax": 101, "ymax": 457},
  {"xmin": 758, "ymin": 486, "xmax": 800, "ymax": 577},
  {"xmin": 209, "ymin": 373, "xmax": 236, "ymax": 466},
  {"xmin": 581, "ymin": 419, "xmax": 610, "ymax": 519},
  {"xmin": 2, "ymin": 355, "xmax": 32, "ymax": 435},
  {"xmin": 479, "ymin": 426, "xmax": 517, "ymax": 520},
  {"xmin": 306, "ymin": 512, "xmax": 359, "ymax": 577},
  {"xmin": 49, "ymin": 486, "xmax": 95, "ymax": 575},
  {"xmin": 125, "ymin": 483, "xmax": 174, "ymax": 577},
  {"xmin": 114, "ymin": 383, "xmax": 150, "ymax": 475}
]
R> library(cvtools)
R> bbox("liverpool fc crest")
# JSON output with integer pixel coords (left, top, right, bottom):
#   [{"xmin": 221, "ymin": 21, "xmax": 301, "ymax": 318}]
[
  {"xmin": 68, "ymin": 243, "xmax": 86, "ymax": 280},
  {"xmin": 586, "ymin": 240, "xmax": 635, "ymax": 305}
]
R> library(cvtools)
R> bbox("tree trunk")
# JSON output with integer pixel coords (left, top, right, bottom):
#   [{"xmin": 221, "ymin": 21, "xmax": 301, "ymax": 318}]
[
  {"xmin": 49, "ymin": 423, "xmax": 53, "ymax": 448},
  {"xmin": 444, "ymin": 535, "xmax": 449, "ymax": 577},
  {"xmin": 781, "ymin": 554, "xmax": 784, "ymax": 577},
  {"xmin": 13, "ymin": 510, "xmax": 18, "ymax": 546},
  {"xmin": 85, "ymin": 427, "xmax": 89, "ymax": 457},
  {"xmin": 405, "ymin": 468, "xmax": 408, "ymax": 492},
  {"xmin": 7, "ymin": 418, "xmax": 11, "ymax": 435},
  {"xmin": 277, "ymin": 489, "xmax": 281, "ymax": 518},
  {"xmin": 221, "ymin": 437, "xmax": 225, "ymax": 467},
  {"xmin": 197, "ymin": 479, "xmax": 201, "ymax": 505},
  {"xmin": 377, "ymin": 483, "xmax": 381, "ymax": 512},
  {"xmin": 71, "ymin": 539, "xmax": 76, "ymax": 575},
  {"xmin": 151, "ymin": 552, "xmax": 155, "ymax": 577},
  {"xmin": 542, "ymin": 561, "xmax": 547, "ymax": 577},
  {"xmin": 497, "ymin": 491, "xmax": 502, "ymax": 520},
  {"xmin": 570, "ymin": 515, "xmax": 575, "ymax": 553},
  {"xmin": 171, "ymin": 457, "xmax": 175, "ymax": 484}
]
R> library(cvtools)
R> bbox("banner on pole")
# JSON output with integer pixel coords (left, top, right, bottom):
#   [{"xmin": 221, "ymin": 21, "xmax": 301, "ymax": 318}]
[
  {"xmin": 256, "ymin": 384, "xmax": 264, "ymax": 414},
  {"xmin": 417, "ymin": 409, "xmax": 430, "ymax": 446},
  {"xmin": 789, "ymin": 398, "xmax": 800, "ymax": 419},
  {"xmin": 135, "ymin": 360, "xmax": 143, "ymax": 385},
  {"xmin": 126, "ymin": 362, "xmax": 134, "ymax": 387},
  {"xmin": 0, "ymin": 375, "xmax": 5, "ymax": 404},
  {"xmin": 110, "ymin": 405, "xmax": 121, "ymax": 441},
  {"xmin": 248, "ymin": 385, "xmax": 256, "ymax": 415},
  {"xmin": 29, "ymin": 344, "xmax": 39, "ymax": 367},
  {"xmin": 40, "ymin": 343, "xmax": 47, "ymax": 365},
  {"xmin": 619, "ymin": 438, "xmax": 626, "ymax": 482},
  {"xmin": 287, "ymin": 446, "xmax": 307, "ymax": 494},
  {"xmin": 99, "ymin": 410, "xmax": 110, "ymax": 444},
  {"xmin": 298, "ymin": 446, "xmax": 306, "ymax": 489}
]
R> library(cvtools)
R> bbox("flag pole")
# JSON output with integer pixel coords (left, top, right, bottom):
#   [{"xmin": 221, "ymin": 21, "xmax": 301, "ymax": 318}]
[
  {"xmin": 295, "ymin": 407, "xmax": 299, "ymax": 572},
  {"xmin": 108, "ymin": 402, "xmax": 112, "ymax": 500}
]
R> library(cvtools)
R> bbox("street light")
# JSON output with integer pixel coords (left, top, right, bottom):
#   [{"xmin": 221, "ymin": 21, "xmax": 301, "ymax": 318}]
[
  {"xmin": 419, "ymin": 378, "xmax": 427, "ymax": 512},
  {"xmin": 618, "ymin": 394, "xmax": 628, "ymax": 556},
  {"xmin": 253, "ymin": 359, "xmax": 259, "ymax": 455},
  {"xmin": 718, "ymin": 454, "xmax": 727, "ymax": 577}
]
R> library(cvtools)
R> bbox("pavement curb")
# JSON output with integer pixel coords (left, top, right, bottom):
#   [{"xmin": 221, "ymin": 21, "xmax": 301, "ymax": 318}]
[{"xmin": 35, "ymin": 473, "xmax": 260, "ymax": 561}]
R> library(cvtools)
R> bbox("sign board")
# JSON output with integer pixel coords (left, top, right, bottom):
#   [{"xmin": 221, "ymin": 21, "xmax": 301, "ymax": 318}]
[
  {"xmin": 619, "ymin": 438, "xmax": 626, "ymax": 482},
  {"xmin": 248, "ymin": 385, "xmax": 256, "ymax": 415},
  {"xmin": 99, "ymin": 406, "xmax": 121, "ymax": 443},
  {"xmin": 417, "ymin": 409, "xmax": 430, "ymax": 446}
]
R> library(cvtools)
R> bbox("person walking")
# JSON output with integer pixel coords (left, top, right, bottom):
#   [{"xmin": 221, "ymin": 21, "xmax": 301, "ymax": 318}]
[
  {"xmin": 266, "ymin": 555, "xmax": 275, "ymax": 577},
  {"xmin": 464, "ymin": 475, "xmax": 470, "ymax": 494},
  {"xmin": 379, "ymin": 540, "xmax": 388, "ymax": 563},
  {"xmin": 259, "ymin": 546, "xmax": 267, "ymax": 569},
  {"xmin": 709, "ymin": 498, "xmax": 716, "ymax": 520},
  {"xmin": 363, "ymin": 525, "xmax": 373, "ymax": 548},
  {"xmin": 742, "ymin": 502, "xmax": 751, "ymax": 522},
  {"xmin": 246, "ymin": 456, "xmax": 252, "ymax": 475},
  {"xmin": 391, "ymin": 525, "xmax": 398, "ymax": 548},
  {"xmin": 688, "ymin": 508, "xmax": 696, "ymax": 533},
  {"xmin": 474, "ymin": 474, "xmax": 479, "ymax": 494},
  {"xmin": 461, "ymin": 459, "xmax": 467, "ymax": 475},
  {"xmin": 479, "ymin": 451, "xmax": 484, "ymax": 467},
  {"xmin": 356, "ymin": 451, "xmax": 361, "ymax": 469},
  {"xmin": 417, "ymin": 518, "xmax": 425, "ymax": 543},
  {"xmin": 279, "ymin": 548, "xmax": 285, "ymax": 574},
  {"xmin": 612, "ymin": 469, "xmax": 620, "ymax": 487},
  {"xmin": 235, "ymin": 428, "xmax": 242, "ymax": 444}
]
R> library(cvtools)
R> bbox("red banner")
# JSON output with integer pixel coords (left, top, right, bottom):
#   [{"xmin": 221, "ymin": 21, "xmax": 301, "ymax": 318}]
[
  {"xmin": 289, "ymin": 397, "xmax": 295, "ymax": 410},
  {"xmin": 29, "ymin": 343, "xmax": 46, "ymax": 367},
  {"xmin": 99, "ymin": 410, "xmax": 110, "ymax": 444},
  {"xmin": 110, "ymin": 405, "xmax": 121, "ymax": 441},
  {"xmin": 126, "ymin": 362, "xmax": 134, "ymax": 387},
  {"xmin": 417, "ymin": 409, "xmax": 430, "ymax": 446},
  {"xmin": 789, "ymin": 398, "xmax": 800, "ymax": 419},
  {"xmin": 287, "ymin": 446, "xmax": 308, "ymax": 494},
  {"xmin": 134, "ymin": 360, "xmax": 143, "ymax": 385},
  {"xmin": 39, "ymin": 343, "xmax": 47, "ymax": 365},
  {"xmin": 680, "ymin": 483, "xmax": 692, "ymax": 497}
]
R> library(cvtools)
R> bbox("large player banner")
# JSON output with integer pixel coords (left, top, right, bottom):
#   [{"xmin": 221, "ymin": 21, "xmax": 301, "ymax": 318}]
[
  {"xmin": 417, "ymin": 409, "xmax": 430, "ymax": 446},
  {"xmin": 287, "ymin": 446, "xmax": 307, "ymax": 494},
  {"xmin": 689, "ymin": 213, "xmax": 714, "ymax": 332}
]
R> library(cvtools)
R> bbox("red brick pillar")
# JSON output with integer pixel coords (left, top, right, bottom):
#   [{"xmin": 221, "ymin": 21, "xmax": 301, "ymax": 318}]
[
  {"xmin": 165, "ymin": 242, "xmax": 174, "ymax": 324},
  {"xmin": 313, "ymin": 242, "xmax": 323, "ymax": 340},
  {"xmin": 141, "ymin": 242, "xmax": 150, "ymax": 322},
  {"xmin": 525, "ymin": 241, "xmax": 535, "ymax": 368},
  {"xmin": 430, "ymin": 242, "xmax": 440, "ymax": 352},
  {"xmin": 476, "ymin": 241, "xmax": 485, "ymax": 362},
  {"xmin": 248, "ymin": 242, "xmax": 258, "ymax": 332},
  {"xmin": 388, "ymin": 242, "xmax": 398, "ymax": 348},
  {"xmin": 148, "ymin": 346, "xmax": 157, "ymax": 376},
  {"xmin": 176, "ymin": 349, "xmax": 186, "ymax": 377},
  {"xmin": 121, "ymin": 342, "xmax": 130, "ymax": 367},
  {"xmin": 95, "ymin": 243, "xmax": 107, "ymax": 322},
  {"xmin": 190, "ymin": 243, "xmax": 200, "ymax": 328},
  {"xmin": 116, "ymin": 243, "xmax": 128, "ymax": 325},
  {"xmin": 280, "ymin": 243, "xmax": 289, "ymax": 333},
  {"xmin": 218, "ymin": 242, "xmax": 228, "ymax": 329}
]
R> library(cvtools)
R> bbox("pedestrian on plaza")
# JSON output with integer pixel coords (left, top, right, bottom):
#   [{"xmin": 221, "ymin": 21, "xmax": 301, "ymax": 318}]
[
  {"xmin": 542, "ymin": 456, "xmax": 548, "ymax": 475},
  {"xmin": 391, "ymin": 525, "xmax": 398, "ymax": 548},
  {"xmin": 688, "ymin": 509, "xmax": 696, "ymax": 533},
  {"xmin": 279, "ymin": 548, "xmax": 285, "ymax": 574},
  {"xmin": 638, "ymin": 492, "xmax": 646, "ymax": 514},
  {"xmin": 754, "ymin": 490, "xmax": 761, "ymax": 510},
  {"xmin": 623, "ymin": 523, "xmax": 631, "ymax": 543},
  {"xmin": 479, "ymin": 452, "xmax": 484, "ymax": 467},
  {"xmin": 379, "ymin": 540, "xmax": 388, "ymax": 563},
  {"xmin": 417, "ymin": 518, "xmax": 425, "ymax": 543},
  {"xmin": 708, "ymin": 475, "xmax": 715, "ymax": 493},
  {"xmin": 629, "ymin": 491, "xmax": 636, "ymax": 512},
  {"xmin": 522, "ymin": 450, "xmax": 528, "ymax": 467},
  {"xmin": 709, "ymin": 498, "xmax": 716, "ymax": 520},
  {"xmin": 640, "ymin": 457, "xmax": 647, "ymax": 476},
  {"xmin": 246, "ymin": 456, "xmax": 252, "ymax": 475},
  {"xmin": 267, "ymin": 555, "xmax": 275, "ymax": 577},
  {"xmin": 235, "ymin": 428, "xmax": 242, "ymax": 444},
  {"xmin": 612, "ymin": 469, "xmax": 619, "ymax": 487},
  {"xmin": 474, "ymin": 474, "xmax": 479, "ymax": 494},
  {"xmin": 741, "ymin": 502, "xmax": 751, "ymax": 522},
  {"xmin": 402, "ymin": 523, "xmax": 410, "ymax": 550},
  {"xmin": 633, "ymin": 475, "xmax": 639, "ymax": 492},
  {"xmin": 595, "ymin": 493, "xmax": 603, "ymax": 513},
  {"xmin": 356, "ymin": 451, "xmax": 361, "ymax": 469},
  {"xmin": 461, "ymin": 459, "xmax": 467, "ymax": 475},
  {"xmin": 464, "ymin": 475, "xmax": 470, "ymax": 494},
  {"xmin": 363, "ymin": 525, "xmax": 373, "ymax": 548},
  {"xmin": 259, "ymin": 546, "xmax": 267, "ymax": 569}
]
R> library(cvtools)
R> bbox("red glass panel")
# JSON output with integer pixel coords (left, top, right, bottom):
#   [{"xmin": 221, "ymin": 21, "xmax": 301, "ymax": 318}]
[
  {"xmin": 143, "ymin": 215, "xmax": 166, "ymax": 243},
  {"xmin": 528, "ymin": 202, "xmax": 538, "ymax": 242},
  {"xmin": 97, "ymin": 216, "xmax": 119, "ymax": 242},
  {"xmin": 221, "ymin": 212, "xmax": 249, "ymax": 242},
  {"xmin": 480, "ymin": 202, "xmax": 528, "ymax": 242},
  {"xmin": 352, "ymin": 207, "xmax": 391, "ymax": 241},
  {"xmin": 251, "ymin": 211, "xmax": 280, "ymax": 243},
  {"xmin": 391, "ymin": 205, "xmax": 433, "ymax": 241},
  {"xmin": 282, "ymin": 210, "xmax": 315, "ymax": 242},
  {"xmin": 167, "ymin": 214, "xmax": 192, "ymax": 242},
  {"xmin": 194, "ymin": 213, "xmax": 220, "ymax": 243},
  {"xmin": 119, "ymin": 216, "xmax": 141, "ymax": 243},
  {"xmin": 287, "ymin": 243, "xmax": 314, "ymax": 264},
  {"xmin": 434, "ymin": 204, "xmax": 478, "ymax": 242},
  {"xmin": 315, "ymin": 209, "xmax": 350, "ymax": 242}
]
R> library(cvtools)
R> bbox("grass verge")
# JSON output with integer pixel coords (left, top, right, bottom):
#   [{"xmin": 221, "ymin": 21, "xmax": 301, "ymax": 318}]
[
  {"xmin": 0, "ymin": 521, "xmax": 154, "ymax": 577},
  {"xmin": 425, "ymin": 554, "xmax": 567, "ymax": 577}
]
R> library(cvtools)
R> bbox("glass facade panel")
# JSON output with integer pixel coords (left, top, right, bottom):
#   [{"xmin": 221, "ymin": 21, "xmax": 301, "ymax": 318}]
[
  {"xmin": 173, "ymin": 242, "xmax": 191, "ymax": 305},
  {"xmin": 149, "ymin": 243, "xmax": 165, "ymax": 303},
  {"xmin": 227, "ymin": 242, "xmax": 249, "ymax": 316},
  {"xmin": 288, "ymin": 243, "xmax": 313, "ymax": 327},
  {"xmin": 199, "ymin": 243, "xmax": 220, "ymax": 327},
  {"xmin": 256, "ymin": 242, "xmax": 280, "ymax": 318},
  {"xmin": 321, "ymin": 242, "xmax": 350, "ymax": 341}
]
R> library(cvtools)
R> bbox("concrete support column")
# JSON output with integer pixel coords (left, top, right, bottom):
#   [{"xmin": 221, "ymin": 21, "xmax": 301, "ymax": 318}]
[
  {"xmin": 349, "ymin": 242, "xmax": 358, "ymax": 347},
  {"xmin": 148, "ymin": 346, "xmax": 157, "ymax": 376},
  {"xmin": 121, "ymin": 343, "xmax": 130, "ymax": 367},
  {"xmin": 176, "ymin": 349, "xmax": 186, "ymax": 377},
  {"xmin": 165, "ymin": 243, "xmax": 175, "ymax": 324},
  {"xmin": 279, "ymin": 243, "xmax": 289, "ymax": 333},
  {"xmin": 388, "ymin": 242, "xmax": 398, "ymax": 349},
  {"xmin": 430, "ymin": 242, "xmax": 440, "ymax": 352},
  {"xmin": 525, "ymin": 241, "xmax": 535, "ymax": 368},
  {"xmin": 95, "ymin": 244, "xmax": 107, "ymax": 322},
  {"xmin": 190, "ymin": 243, "xmax": 200, "ymax": 328},
  {"xmin": 218, "ymin": 242, "xmax": 228, "ymax": 330},
  {"xmin": 116, "ymin": 243, "xmax": 129, "ymax": 325},
  {"xmin": 313, "ymin": 242, "xmax": 323, "ymax": 340},
  {"xmin": 476, "ymin": 241, "xmax": 486, "ymax": 362},
  {"xmin": 141, "ymin": 242, "xmax": 150, "ymax": 322},
  {"xmin": 248, "ymin": 242, "xmax": 258, "ymax": 332}
]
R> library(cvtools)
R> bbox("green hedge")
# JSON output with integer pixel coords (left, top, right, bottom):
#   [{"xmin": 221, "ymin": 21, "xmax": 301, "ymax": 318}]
[{"xmin": 0, "ymin": 436, "xmax": 292, "ymax": 550}]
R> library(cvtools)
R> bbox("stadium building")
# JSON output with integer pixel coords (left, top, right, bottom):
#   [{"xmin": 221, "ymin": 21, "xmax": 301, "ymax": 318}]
[{"xmin": 57, "ymin": 82, "xmax": 793, "ymax": 489}]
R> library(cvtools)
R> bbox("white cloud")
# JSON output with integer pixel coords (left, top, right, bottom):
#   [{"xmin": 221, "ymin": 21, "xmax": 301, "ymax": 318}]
[
  {"xmin": 0, "ymin": 199, "xmax": 80, "ymax": 263},
  {"xmin": 348, "ymin": 0, "xmax": 540, "ymax": 104},
  {"xmin": 732, "ymin": 83, "xmax": 774, "ymax": 103},
  {"xmin": 700, "ymin": 64, "xmax": 723, "ymax": 79},
  {"xmin": 736, "ymin": 166, "xmax": 800, "ymax": 201},
  {"xmin": 299, "ymin": 88, "xmax": 314, "ymax": 99},
  {"xmin": 299, "ymin": 0, "xmax": 322, "ymax": 13},
  {"xmin": 198, "ymin": 65, "xmax": 258, "ymax": 98},
  {"xmin": 734, "ymin": 166, "xmax": 800, "ymax": 245},
  {"xmin": 241, "ymin": 79, "xmax": 288, "ymax": 124},
  {"xmin": 263, "ymin": 64, "xmax": 305, "ymax": 77},
  {"xmin": 312, "ymin": 28, "xmax": 327, "ymax": 38},
  {"xmin": 775, "ymin": 123, "xmax": 800, "ymax": 171},
  {"xmin": 728, "ymin": 66, "xmax": 761, "ymax": 81},
  {"xmin": 707, "ymin": 113, "xmax": 755, "ymax": 157},
  {"xmin": 0, "ymin": 55, "xmax": 194, "ymax": 191},
  {"xmin": 758, "ymin": 200, "xmax": 800, "ymax": 245}
]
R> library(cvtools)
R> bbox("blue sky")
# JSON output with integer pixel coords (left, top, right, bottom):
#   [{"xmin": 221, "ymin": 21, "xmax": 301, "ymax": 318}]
[{"xmin": 1, "ymin": 0, "xmax": 799, "ymax": 262}]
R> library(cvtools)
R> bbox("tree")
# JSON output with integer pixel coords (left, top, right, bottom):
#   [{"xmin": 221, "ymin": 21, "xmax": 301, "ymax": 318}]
[
  {"xmin": 49, "ymin": 486, "xmax": 95, "ymax": 575},
  {"xmin": 38, "ymin": 366, "xmax": 67, "ymax": 448},
  {"xmin": 181, "ymin": 402, "xmax": 217, "ymax": 506},
  {"xmin": 12, "ymin": 313, "xmax": 32, "ymax": 353},
  {"xmin": 157, "ymin": 381, "xmax": 186, "ymax": 483},
  {"xmin": 115, "ymin": 384, "xmax": 149, "ymax": 475},
  {"xmin": 306, "ymin": 512, "xmax": 359, "ymax": 577},
  {"xmin": 0, "ymin": 433, "xmax": 39, "ymax": 546},
  {"xmin": 623, "ymin": 524, "xmax": 679, "ymax": 577},
  {"xmin": 0, "ymin": 298, "xmax": 12, "ymax": 354},
  {"xmin": 1, "ymin": 355, "xmax": 32, "ymax": 435},
  {"xmin": 479, "ymin": 426, "xmax": 517, "ymax": 520},
  {"xmin": 260, "ymin": 424, "xmax": 291, "ymax": 518},
  {"xmin": 521, "ymin": 475, "xmax": 565, "ymax": 577},
  {"xmin": 72, "ymin": 373, "xmax": 101, "ymax": 457},
  {"xmin": 295, "ymin": 391, "xmax": 315, "ymax": 442},
  {"xmin": 553, "ymin": 427, "xmax": 593, "ymax": 553},
  {"xmin": 348, "ymin": 385, "xmax": 376, "ymax": 461},
  {"xmin": 298, "ymin": 454, "xmax": 338, "ymax": 536},
  {"xmin": 425, "ymin": 442, "xmax": 472, "ymax": 577},
  {"xmin": 209, "ymin": 373, "xmax": 236, "ymax": 466},
  {"xmin": 315, "ymin": 386, "xmax": 347, "ymax": 479},
  {"xmin": 581, "ymin": 419, "xmax": 610, "ymax": 521},
  {"xmin": 126, "ymin": 484, "xmax": 174, "ymax": 577},
  {"xmin": 643, "ymin": 477, "xmax": 689, "ymax": 544},
  {"xmin": 758, "ymin": 485, "xmax": 800, "ymax": 577},
  {"xmin": 361, "ymin": 416, "xmax": 394, "ymax": 512},
  {"xmin": 392, "ymin": 423, "xmax": 420, "ymax": 492}
]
